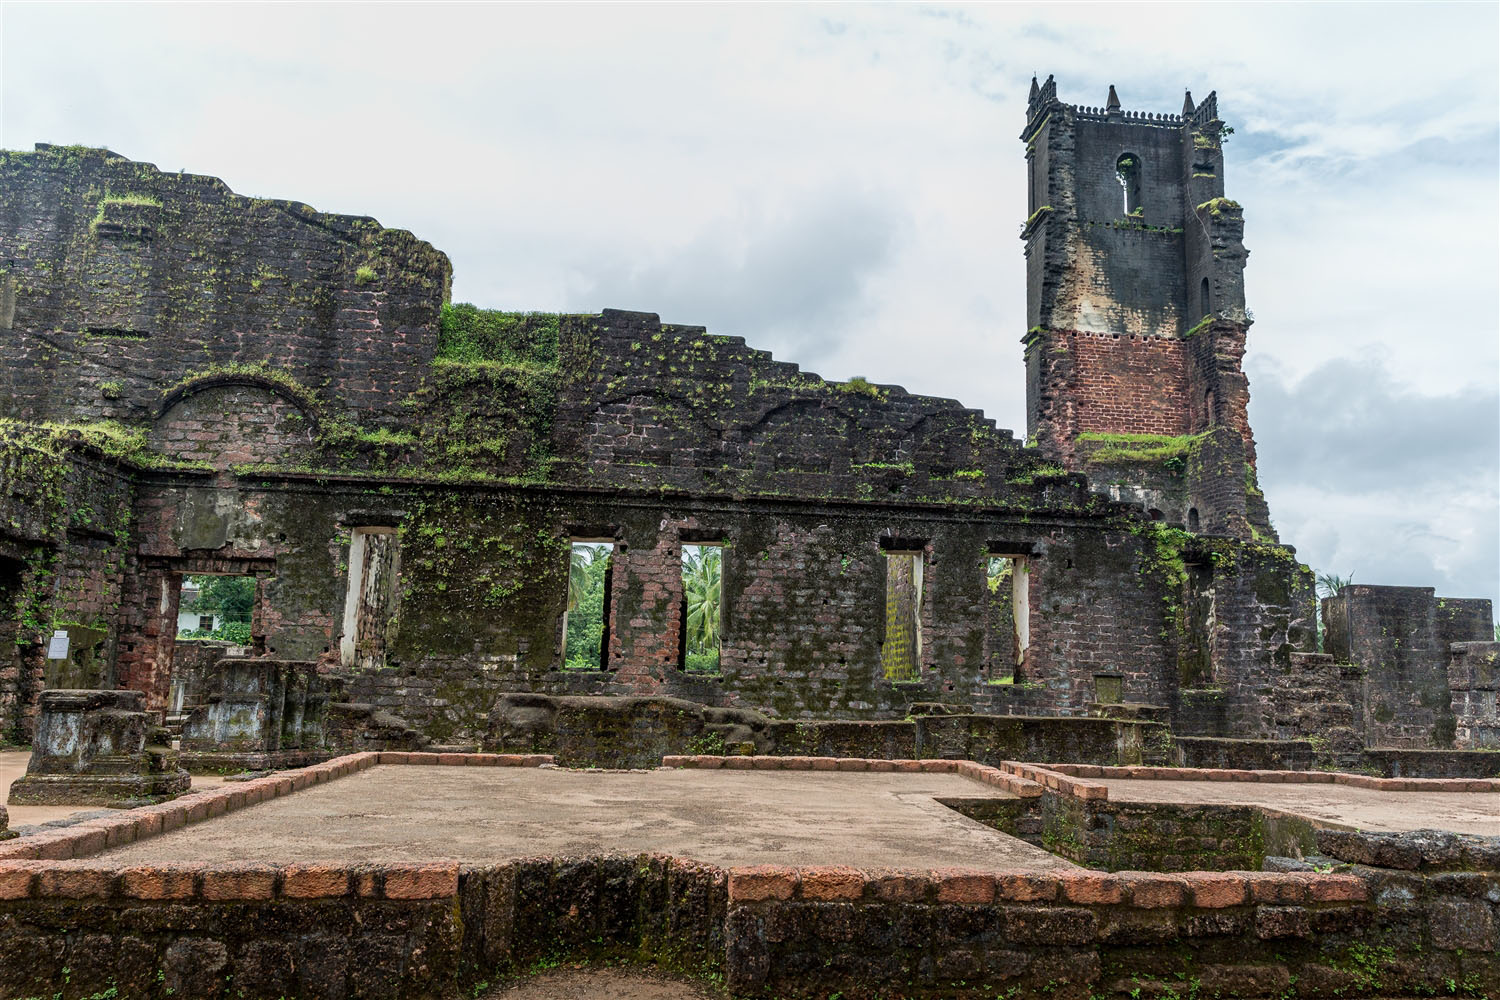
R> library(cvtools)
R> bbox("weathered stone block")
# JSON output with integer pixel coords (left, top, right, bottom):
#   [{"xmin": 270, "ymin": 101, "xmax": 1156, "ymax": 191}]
[{"xmin": 8, "ymin": 689, "xmax": 189, "ymax": 806}]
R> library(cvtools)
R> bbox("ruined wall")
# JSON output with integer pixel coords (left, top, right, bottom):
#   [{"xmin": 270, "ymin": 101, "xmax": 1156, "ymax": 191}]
[
  {"xmin": 3, "ymin": 829, "xmax": 1494, "ymax": 1000},
  {"xmin": 0, "ymin": 433, "xmax": 133, "ymax": 743},
  {"xmin": 0, "ymin": 144, "xmax": 451, "ymax": 424},
  {"xmin": 0, "ymin": 146, "xmax": 1321, "ymax": 745},
  {"xmin": 1325, "ymin": 585, "xmax": 1495, "ymax": 749}
]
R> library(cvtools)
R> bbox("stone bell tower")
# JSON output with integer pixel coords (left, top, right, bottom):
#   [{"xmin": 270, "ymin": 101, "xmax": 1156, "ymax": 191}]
[{"xmin": 1021, "ymin": 76, "xmax": 1273, "ymax": 540}]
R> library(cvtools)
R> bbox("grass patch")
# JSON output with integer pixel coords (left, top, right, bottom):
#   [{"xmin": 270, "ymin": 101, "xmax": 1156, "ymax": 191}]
[
  {"xmin": 1079, "ymin": 431, "xmax": 1210, "ymax": 464},
  {"xmin": 0, "ymin": 418, "xmax": 209, "ymax": 471},
  {"xmin": 838, "ymin": 376, "xmax": 887, "ymax": 400},
  {"xmin": 98, "ymin": 193, "xmax": 161, "ymax": 209},
  {"xmin": 437, "ymin": 303, "xmax": 560, "ymax": 369},
  {"xmin": 1196, "ymin": 197, "xmax": 1241, "ymax": 217},
  {"xmin": 1183, "ymin": 314, "xmax": 1215, "ymax": 338},
  {"xmin": 1006, "ymin": 463, "xmax": 1066, "ymax": 484}
]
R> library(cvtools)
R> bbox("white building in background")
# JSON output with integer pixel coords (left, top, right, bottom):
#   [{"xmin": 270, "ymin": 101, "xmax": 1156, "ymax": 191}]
[{"xmin": 176, "ymin": 581, "xmax": 223, "ymax": 635}]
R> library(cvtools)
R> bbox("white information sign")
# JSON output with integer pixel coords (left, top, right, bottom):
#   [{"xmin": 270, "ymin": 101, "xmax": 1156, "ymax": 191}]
[{"xmin": 46, "ymin": 629, "xmax": 70, "ymax": 660}]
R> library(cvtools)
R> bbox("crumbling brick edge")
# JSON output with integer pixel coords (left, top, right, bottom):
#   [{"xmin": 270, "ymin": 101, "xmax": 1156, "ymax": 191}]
[
  {"xmin": 661, "ymin": 754, "xmax": 1046, "ymax": 798},
  {"xmin": 0, "ymin": 750, "xmax": 553, "ymax": 862},
  {"xmin": 1039, "ymin": 761, "xmax": 1500, "ymax": 793},
  {"xmin": 0, "ymin": 854, "xmax": 1368, "ymax": 907}
]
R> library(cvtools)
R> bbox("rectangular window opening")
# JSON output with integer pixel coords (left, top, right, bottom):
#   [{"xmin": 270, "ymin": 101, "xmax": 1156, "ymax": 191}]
[
  {"xmin": 178, "ymin": 574, "xmax": 257, "ymax": 646},
  {"xmin": 882, "ymin": 550, "xmax": 924, "ymax": 682},
  {"xmin": 340, "ymin": 528, "xmax": 400, "ymax": 670},
  {"xmin": 985, "ymin": 554, "xmax": 1030, "ymax": 683},
  {"xmin": 680, "ymin": 543, "xmax": 723, "ymax": 674},
  {"xmin": 564, "ymin": 541, "xmax": 614, "ymax": 671}
]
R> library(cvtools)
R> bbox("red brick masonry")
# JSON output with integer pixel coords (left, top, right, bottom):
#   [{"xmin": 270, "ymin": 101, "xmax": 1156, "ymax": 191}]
[{"xmin": 724, "ymin": 865, "xmax": 1367, "ymax": 907}]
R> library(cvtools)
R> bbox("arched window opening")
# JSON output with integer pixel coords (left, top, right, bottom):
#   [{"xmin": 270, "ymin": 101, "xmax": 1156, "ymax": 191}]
[
  {"xmin": 1205, "ymin": 388, "xmax": 1217, "ymax": 427},
  {"xmin": 1201, "ymin": 276, "xmax": 1212, "ymax": 315},
  {"xmin": 1188, "ymin": 508, "xmax": 1201, "ymax": 532},
  {"xmin": 1116, "ymin": 153, "xmax": 1143, "ymax": 216}
]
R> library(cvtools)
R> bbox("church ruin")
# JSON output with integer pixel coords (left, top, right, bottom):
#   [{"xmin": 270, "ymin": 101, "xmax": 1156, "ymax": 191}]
[
  {"xmin": 0, "ymin": 77, "xmax": 1497, "ymax": 1000},
  {"xmin": 0, "ymin": 79, "xmax": 1493, "ymax": 770}
]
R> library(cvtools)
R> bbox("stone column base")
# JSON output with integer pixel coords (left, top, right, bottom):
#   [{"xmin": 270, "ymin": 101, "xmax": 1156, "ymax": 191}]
[{"xmin": 7, "ymin": 769, "xmax": 191, "ymax": 807}]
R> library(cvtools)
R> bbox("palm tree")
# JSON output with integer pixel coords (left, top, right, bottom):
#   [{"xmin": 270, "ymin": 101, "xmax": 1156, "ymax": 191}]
[
  {"xmin": 568, "ymin": 544, "xmax": 608, "ymax": 611},
  {"xmin": 683, "ymin": 546, "xmax": 722, "ymax": 652},
  {"xmin": 1316, "ymin": 572, "xmax": 1352, "ymax": 602}
]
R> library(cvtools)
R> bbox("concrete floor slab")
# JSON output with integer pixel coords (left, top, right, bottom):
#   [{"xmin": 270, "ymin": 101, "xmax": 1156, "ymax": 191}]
[
  {"xmin": 1101, "ymin": 777, "xmax": 1500, "ymax": 835},
  {"xmin": 101, "ymin": 765, "xmax": 1075, "ymax": 870}
]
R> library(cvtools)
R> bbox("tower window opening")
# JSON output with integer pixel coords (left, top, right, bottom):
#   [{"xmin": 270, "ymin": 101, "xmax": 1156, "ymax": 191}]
[
  {"xmin": 1201, "ymin": 276, "xmax": 1212, "ymax": 315},
  {"xmin": 1116, "ymin": 153, "xmax": 1143, "ymax": 216}
]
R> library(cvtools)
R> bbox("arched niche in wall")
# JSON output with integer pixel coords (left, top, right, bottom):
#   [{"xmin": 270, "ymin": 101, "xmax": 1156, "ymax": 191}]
[
  {"xmin": 580, "ymin": 390, "xmax": 712, "ymax": 469},
  {"xmin": 737, "ymin": 398, "xmax": 857, "ymax": 476},
  {"xmin": 150, "ymin": 374, "xmax": 319, "ymax": 470}
]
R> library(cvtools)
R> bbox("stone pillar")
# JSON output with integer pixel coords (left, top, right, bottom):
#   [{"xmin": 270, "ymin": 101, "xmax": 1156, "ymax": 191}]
[
  {"xmin": 179, "ymin": 659, "xmax": 333, "ymax": 771},
  {"xmin": 1448, "ymin": 641, "xmax": 1500, "ymax": 749},
  {"xmin": 7, "ymin": 689, "xmax": 190, "ymax": 806}
]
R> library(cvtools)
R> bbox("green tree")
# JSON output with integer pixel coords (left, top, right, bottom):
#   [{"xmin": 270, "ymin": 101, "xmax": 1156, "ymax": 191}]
[
  {"xmin": 568, "ymin": 546, "xmax": 594, "ymax": 611},
  {"xmin": 1316, "ymin": 571, "xmax": 1352, "ymax": 602},
  {"xmin": 564, "ymin": 544, "xmax": 611, "ymax": 669},
  {"xmin": 683, "ymin": 545, "xmax": 722, "ymax": 670},
  {"xmin": 183, "ymin": 575, "xmax": 255, "ymax": 620}
]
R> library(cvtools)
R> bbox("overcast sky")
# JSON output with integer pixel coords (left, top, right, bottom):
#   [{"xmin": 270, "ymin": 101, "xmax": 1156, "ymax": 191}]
[{"xmin": 3, "ymin": 3, "xmax": 1496, "ymax": 612}]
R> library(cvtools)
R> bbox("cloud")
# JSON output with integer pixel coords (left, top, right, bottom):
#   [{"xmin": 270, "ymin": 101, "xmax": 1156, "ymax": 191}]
[
  {"xmin": 2, "ymin": 2, "xmax": 1495, "ymax": 605},
  {"xmin": 1250, "ymin": 356, "xmax": 1499, "ymax": 603},
  {"xmin": 560, "ymin": 183, "xmax": 906, "ymax": 362}
]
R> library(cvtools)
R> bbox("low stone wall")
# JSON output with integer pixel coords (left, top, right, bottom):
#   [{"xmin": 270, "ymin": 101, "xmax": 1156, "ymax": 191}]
[
  {"xmin": 1174, "ymin": 735, "xmax": 1315, "ymax": 771},
  {"xmin": 1038, "ymin": 795, "xmax": 1264, "ymax": 872},
  {"xmin": 662, "ymin": 753, "xmax": 1045, "ymax": 799},
  {"xmin": 0, "ymin": 863, "xmax": 464, "ymax": 998},
  {"xmin": 1315, "ymin": 827, "xmax": 1500, "ymax": 872},
  {"xmin": 486, "ymin": 692, "xmax": 1170, "ymax": 769},
  {"xmin": 724, "ymin": 863, "xmax": 1497, "ymax": 998},
  {"xmin": 3, "ymin": 853, "xmax": 1495, "ymax": 998},
  {"xmin": 1364, "ymin": 747, "xmax": 1500, "ymax": 778}
]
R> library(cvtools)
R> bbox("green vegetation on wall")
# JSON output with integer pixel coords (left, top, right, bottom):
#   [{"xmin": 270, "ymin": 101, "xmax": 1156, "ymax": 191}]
[
  {"xmin": 1079, "ymin": 431, "xmax": 1210, "ymax": 467},
  {"xmin": 437, "ymin": 303, "xmax": 560, "ymax": 369}
]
